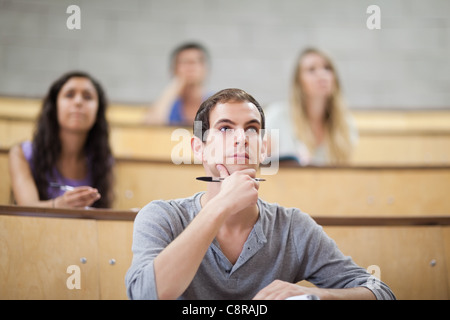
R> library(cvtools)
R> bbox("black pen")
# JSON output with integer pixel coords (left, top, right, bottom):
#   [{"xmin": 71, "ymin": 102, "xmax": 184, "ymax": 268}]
[{"xmin": 196, "ymin": 176, "xmax": 266, "ymax": 182}]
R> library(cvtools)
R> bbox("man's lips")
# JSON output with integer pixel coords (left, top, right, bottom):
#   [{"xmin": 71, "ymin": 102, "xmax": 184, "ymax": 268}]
[
  {"xmin": 230, "ymin": 153, "xmax": 249, "ymax": 159},
  {"xmin": 221, "ymin": 152, "xmax": 259, "ymax": 165}
]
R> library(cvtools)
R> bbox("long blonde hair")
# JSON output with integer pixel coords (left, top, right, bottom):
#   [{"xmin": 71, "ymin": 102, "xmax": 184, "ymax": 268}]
[{"xmin": 289, "ymin": 48, "xmax": 353, "ymax": 164}]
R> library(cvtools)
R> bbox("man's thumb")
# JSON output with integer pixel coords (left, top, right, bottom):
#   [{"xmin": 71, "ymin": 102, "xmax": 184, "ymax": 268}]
[{"xmin": 216, "ymin": 164, "xmax": 230, "ymax": 178}]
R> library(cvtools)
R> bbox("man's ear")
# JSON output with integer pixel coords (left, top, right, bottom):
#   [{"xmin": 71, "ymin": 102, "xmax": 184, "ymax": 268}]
[{"xmin": 191, "ymin": 136, "xmax": 204, "ymax": 163}]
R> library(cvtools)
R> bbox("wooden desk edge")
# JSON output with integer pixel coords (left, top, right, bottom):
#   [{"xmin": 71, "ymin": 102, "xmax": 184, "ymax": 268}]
[
  {"xmin": 2, "ymin": 147, "xmax": 450, "ymax": 170},
  {"xmin": 0, "ymin": 205, "xmax": 138, "ymax": 221},
  {"xmin": 313, "ymin": 216, "xmax": 450, "ymax": 226},
  {"xmin": 1, "ymin": 205, "xmax": 449, "ymax": 225}
]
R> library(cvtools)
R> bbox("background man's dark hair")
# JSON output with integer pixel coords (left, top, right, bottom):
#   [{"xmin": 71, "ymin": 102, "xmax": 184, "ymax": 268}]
[{"xmin": 193, "ymin": 88, "xmax": 266, "ymax": 141}]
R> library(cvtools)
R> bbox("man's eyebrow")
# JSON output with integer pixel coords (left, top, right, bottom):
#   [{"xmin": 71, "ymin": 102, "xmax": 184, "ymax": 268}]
[
  {"xmin": 245, "ymin": 119, "xmax": 261, "ymax": 126},
  {"xmin": 213, "ymin": 119, "xmax": 236, "ymax": 127},
  {"xmin": 213, "ymin": 118, "xmax": 261, "ymax": 127}
]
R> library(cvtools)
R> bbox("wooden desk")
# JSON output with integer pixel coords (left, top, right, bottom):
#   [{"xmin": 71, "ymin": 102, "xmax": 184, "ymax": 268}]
[
  {"xmin": 2, "ymin": 144, "xmax": 450, "ymax": 215},
  {"xmin": 2, "ymin": 145, "xmax": 450, "ymax": 215},
  {"xmin": 319, "ymin": 224, "xmax": 450, "ymax": 299},
  {"xmin": 1, "ymin": 205, "xmax": 449, "ymax": 299},
  {"xmin": 2, "ymin": 96, "xmax": 450, "ymax": 131},
  {"xmin": 2, "ymin": 98, "xmax": 450, "ymax": 165},
  {"xmin": 0, "ymin": 149, "xmax": 11, "ymax": 205},
  {"xmin": 111, "ymin": 122, "xmax": 450, "ymax": 165},
  {"xmin": 0, "ymin": 205, "xmax": 136, "ymax": 300},
  {"xmin": 114, "ymin": 158, "xmax": 450, "ymax": 216},
  {"xmin": 352, "ymin": 131, "xmax": 450, "ymax": 165}
]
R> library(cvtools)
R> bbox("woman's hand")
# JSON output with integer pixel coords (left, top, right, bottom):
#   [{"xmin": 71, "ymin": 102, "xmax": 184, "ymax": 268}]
[{"xmin": 54, "ymin": 186, "xmax": 101, "ymax": 208}]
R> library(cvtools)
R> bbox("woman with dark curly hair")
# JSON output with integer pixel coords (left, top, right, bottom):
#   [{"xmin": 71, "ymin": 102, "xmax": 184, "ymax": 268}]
[{"xmin": 9, "ymin": 71, "xmax": 114, "ymax": 208}]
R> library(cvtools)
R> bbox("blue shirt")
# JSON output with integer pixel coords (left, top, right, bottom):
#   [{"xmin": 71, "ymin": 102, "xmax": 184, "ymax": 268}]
[
  {"xmin": 168, "ymin": 98, "xmax": 184, "ymax": 125},
  {"xmin": 168, "ymin": 93, "xmax": 212, "ymax": 125}
]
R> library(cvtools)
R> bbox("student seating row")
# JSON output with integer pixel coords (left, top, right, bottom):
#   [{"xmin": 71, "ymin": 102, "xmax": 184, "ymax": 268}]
[
  {"xmin": 2, "ymin": 115, "xmax": 450, "ymax": 166},
  {"xmin": 2, "ymin": 96, "xmax": 450, "ymax": 131},
  {"xmin": 113, "ymin": 158, "xmax": 450, "ymax": 216},
  {"xmin": 2, "ymin": 148, "xmax": 450, "ymax": 215},
  {"xmin": 1, "ymin": 97, "xmax": 450, "ymax": 166},
  {"xmin": 0, "ymin": 205, "xmax": 449, "ymax": 300}
]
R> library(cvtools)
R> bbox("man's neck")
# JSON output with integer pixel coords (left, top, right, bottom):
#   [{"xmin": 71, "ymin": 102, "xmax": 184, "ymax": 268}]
[
  {"xmin": 201, "ymin": 185, "xmax": 259, "ymax": 265},
  {"xmin": 200, "ymin": 184, "xmax": 259, "ymax": 231}
]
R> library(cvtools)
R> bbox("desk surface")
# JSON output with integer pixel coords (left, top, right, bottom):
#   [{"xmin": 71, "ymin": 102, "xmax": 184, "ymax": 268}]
[
  {"xmin": 1, "ymin": 204, "xmax": 449, "ymax": 226},
  {"xmin": 4, "ymin": 145, "xmax": 450, "ymax": 170},
  {"xmin": 2, "ymin": 96, "xmax": 450, "ymax": 132},
  {"xmin": 0, "ymin": 204, "xmax": 137, "ymax": 221}
]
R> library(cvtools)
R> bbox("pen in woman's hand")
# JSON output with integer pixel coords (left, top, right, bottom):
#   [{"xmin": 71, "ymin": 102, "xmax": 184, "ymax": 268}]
[
  {"xmin": 50, "ymin": 182, "xmax": 75, "ymax": 191},
  {"xmin": 196, "ymin": 176, "xmax": 266, "ymax": 182}
]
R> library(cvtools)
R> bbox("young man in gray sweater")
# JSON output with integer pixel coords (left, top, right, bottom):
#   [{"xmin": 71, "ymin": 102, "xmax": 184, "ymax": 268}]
[{"xmin": 125, "ymin": 88, "xmax": 395, "ymax": 300}]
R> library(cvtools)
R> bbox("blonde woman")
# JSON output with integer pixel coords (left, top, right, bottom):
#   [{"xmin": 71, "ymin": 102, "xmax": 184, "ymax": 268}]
[{"xmin": 265, "ymin": 48, "xmax": 358, "ymax": 166}]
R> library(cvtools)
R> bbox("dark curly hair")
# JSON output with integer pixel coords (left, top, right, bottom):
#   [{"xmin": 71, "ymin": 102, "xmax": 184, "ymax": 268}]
[{"xmin": 31, "ymin": 71, "xmax": 114, "ymax": 208}]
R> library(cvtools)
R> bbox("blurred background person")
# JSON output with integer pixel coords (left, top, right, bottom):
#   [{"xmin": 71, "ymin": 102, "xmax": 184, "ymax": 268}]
[
  {"xmin": 144, "ymin": 42, "xmax": 211, "ymax": 126},
  {"xmin": 265, "ymin": 47, "xmax": 358, "ymax": 166},
  {"xmin": 9, "ymin": 71, "xmax": 114, "ymax": 208}
]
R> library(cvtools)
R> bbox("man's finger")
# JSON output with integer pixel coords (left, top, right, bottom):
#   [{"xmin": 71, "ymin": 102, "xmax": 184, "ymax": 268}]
[{"xmin": 216, "ymin": 164, "xmax": 230, "ymax": 178}]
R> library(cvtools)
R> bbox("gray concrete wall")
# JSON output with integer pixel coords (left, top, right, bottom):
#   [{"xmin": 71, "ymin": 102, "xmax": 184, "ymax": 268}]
[{"xmin": 0, "ymin": 0, "xmax": 449, "ymax": 109}]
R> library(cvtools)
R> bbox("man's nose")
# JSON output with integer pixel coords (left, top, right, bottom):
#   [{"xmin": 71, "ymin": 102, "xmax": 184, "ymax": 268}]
[{"xmin": 234, "ymin": 129, "xmax": 247, "ymax": 145}]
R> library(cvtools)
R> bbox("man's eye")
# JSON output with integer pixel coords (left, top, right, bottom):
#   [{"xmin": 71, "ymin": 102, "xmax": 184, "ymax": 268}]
[
  {"xmin": 219, "ymin": 127, "xmax": 233, "ymax": 133},
  {"xmin": 246, "ymin": 127, "xmax": 258, "ymax": 133}
]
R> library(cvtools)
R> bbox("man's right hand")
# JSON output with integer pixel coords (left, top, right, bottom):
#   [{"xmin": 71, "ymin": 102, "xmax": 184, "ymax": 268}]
[{"xmin": 215, "ymin": 164, "xmax": 259, "ymax": 215}]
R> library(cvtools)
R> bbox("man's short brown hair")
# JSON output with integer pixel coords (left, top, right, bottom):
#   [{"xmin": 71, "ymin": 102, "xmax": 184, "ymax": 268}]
[{"xmin": 193, "ymin": 88, "xmax": 266, "ymax": 141}]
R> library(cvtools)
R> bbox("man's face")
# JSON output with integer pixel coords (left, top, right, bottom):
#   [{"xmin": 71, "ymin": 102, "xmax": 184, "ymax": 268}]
[{"xmin": 199, "ymin": 101, "xmax": 266, "ymax": 177}]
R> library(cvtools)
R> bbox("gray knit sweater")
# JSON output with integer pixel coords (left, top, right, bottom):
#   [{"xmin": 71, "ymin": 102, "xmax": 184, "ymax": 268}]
[{"xmin": 125, "ymin": 192, "xmax": 395, "ymax": 300}]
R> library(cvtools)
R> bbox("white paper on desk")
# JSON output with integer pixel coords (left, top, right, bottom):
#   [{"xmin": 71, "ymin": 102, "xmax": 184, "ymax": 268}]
[{"xmin": 285, "ymin": 294, "xmax": 320, "ymax": 300}]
